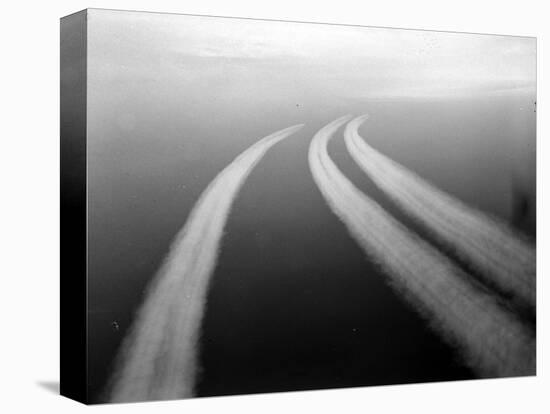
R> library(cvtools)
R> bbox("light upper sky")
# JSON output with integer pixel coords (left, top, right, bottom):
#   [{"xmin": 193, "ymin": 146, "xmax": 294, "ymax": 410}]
[{"xmin": 88, "ymin": 9, "xmax": 536, "ymax": 101}]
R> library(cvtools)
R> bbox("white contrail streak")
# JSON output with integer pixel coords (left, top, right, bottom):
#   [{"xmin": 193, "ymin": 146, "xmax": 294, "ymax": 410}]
[
  {"xmin": 108, "ymin": 124, "xmax": 304, "ymax": 403},
  {"xmin": 309, "ymin": 116, "xmax": 534, "ymax": 377},
  {"xmin": 344, "ymin": 115, "xmax": 535, "ymax": 309}
]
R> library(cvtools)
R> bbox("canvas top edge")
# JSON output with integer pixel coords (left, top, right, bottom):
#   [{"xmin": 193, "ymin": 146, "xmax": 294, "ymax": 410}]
[{"xmin": 61, "ymin": 7, "xmax": 536, "ymax": 40}]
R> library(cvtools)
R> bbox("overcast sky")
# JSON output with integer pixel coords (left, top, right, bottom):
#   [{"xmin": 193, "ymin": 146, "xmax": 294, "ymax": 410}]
[{"xmin": 88, "ymin": 9, "xmax": 536, "ymax": 102}]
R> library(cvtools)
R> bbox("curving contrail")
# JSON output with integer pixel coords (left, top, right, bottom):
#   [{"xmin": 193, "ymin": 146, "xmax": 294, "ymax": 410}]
[
  {"xmin": 344, "ymin": 115, "xmax": 535, "ymax": 309},
  {"xmin": 108, "ymin": 124, "xmax": 304, "ymax": 403},
  {"xmin": 308, "ymin": 116, "xmax": 534, "ymax": 378}
]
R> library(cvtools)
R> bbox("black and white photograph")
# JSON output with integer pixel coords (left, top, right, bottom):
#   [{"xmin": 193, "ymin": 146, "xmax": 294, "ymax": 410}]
[
  {"xmin": 60, "ymin": 8, "xmax": 537, "ymax": 404},
  {"xmin": 2, "ymin": 1, "xmax": 548, "ymax": 413}
]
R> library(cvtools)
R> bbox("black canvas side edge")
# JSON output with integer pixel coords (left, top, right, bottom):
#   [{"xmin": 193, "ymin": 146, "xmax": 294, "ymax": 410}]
[{"xmin": 60, "ymin": 9, "xmax": 88, "ymax": 404}]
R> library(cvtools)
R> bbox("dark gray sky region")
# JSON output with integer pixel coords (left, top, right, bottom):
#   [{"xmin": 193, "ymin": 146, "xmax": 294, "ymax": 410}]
[{"xmin": 84, "ymin": 9, "xmax": 536, "ymax": 403}]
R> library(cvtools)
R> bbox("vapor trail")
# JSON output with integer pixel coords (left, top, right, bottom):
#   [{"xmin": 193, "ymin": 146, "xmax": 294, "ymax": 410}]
[
  {"xmin": 344, "ymin": 115, "xmax": 535, "ymax": 309},
  {"xmin": 309, "ymin": 116, "xmax": 534, "ymax": 377},
  {"xmin": 108, "ymin": 124, "xmax": 304, "ymax": 403}
]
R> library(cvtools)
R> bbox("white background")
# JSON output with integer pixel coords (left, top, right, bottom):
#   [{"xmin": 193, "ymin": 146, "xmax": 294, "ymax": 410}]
[{"xmin": 0, "ymin": 0, "xmax": 547, "ymax": 412}]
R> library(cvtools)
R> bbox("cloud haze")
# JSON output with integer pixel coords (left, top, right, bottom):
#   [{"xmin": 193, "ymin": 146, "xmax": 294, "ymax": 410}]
[{"xmin": 88, "ymin": 9, "xmax": 536, "ymax": 102}]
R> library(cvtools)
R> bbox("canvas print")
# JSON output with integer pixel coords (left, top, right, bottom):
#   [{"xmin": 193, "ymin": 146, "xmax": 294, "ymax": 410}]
[{"xmin": 60, "ymin": 8, "xmax": 536, "ymax": 404}]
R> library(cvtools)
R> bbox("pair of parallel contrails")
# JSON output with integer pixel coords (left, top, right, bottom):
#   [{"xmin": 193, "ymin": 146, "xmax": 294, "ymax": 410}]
[{"xmin": 109, "ymin": 115, "xmax": 535, "ymax": 403}]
